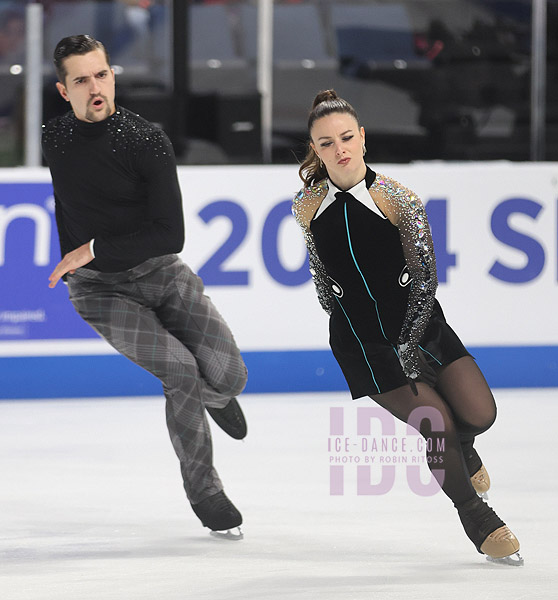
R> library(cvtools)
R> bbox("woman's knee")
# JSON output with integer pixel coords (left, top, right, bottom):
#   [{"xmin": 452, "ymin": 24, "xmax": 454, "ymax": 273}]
[
  {"xmin": 453, "ymin": 395, "xmax": 496, "ymax": 437},
  {"xmin": 465, "ymin": 404, "xmax": 497, "ymax": 435}
]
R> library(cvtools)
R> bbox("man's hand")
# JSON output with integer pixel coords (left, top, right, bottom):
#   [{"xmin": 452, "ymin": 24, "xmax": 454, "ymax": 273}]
[{"xmin": 48, "ymin": 242, "xmax": 94, "ymax": 288}]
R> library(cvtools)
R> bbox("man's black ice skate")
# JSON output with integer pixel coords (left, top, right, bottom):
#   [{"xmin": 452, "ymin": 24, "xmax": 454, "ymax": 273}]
[
  {"xmin": 191, "ymin": 490, "xmax": 243, "ymax": 540},
  {"xmin": 206, "ymin": 398, "xmax": 247, "ymax": 440},
  {"xmin": 457, "ymin": 495, "xmax": 523, "ymax": 566}
]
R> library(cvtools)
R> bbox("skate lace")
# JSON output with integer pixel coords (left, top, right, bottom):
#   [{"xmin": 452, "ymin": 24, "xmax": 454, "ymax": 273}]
[
  {"xmin": 472, "ymin": 471, "xmax": 486, "ymax": 484},
  {"xmin": 486, "ymin": 526, "xmax": 514, "ymax": 542}
]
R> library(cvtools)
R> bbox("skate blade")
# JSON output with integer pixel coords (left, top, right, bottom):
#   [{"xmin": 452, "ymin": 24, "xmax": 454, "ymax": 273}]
[
  {"xmin": 486, "ymin": 552, "xmax": 524, "ymax": 567},
  {"xmin": 209, "ymin": 527, "xmax": 243, "ymax": 541}
]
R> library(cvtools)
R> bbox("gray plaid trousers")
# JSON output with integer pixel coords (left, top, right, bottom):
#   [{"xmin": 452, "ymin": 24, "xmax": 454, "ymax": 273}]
[{"xmin": 67, "ymin": 255, "xmax": 248, "ymax": 503}]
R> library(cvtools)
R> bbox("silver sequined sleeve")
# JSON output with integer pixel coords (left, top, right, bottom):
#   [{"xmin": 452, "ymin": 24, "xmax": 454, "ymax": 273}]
[
  {"xmin": 305, "ymin": 230, "xmax": 335, "ymax": 315},
  {"xmin": 292, "ymin": 184, "xmax": 335, "ymax": 316},
  {"xmin": 370, "ymin": 174, "xmax": 438, "ymax": 379}
]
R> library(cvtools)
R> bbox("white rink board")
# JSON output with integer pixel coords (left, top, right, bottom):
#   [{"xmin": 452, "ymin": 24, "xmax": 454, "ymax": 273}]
[
  {"xmin": 175, "ymin": 163, "xmax": 558, "ymax": 350},
  {"xmin": 0, "ymin": 162, "xmax": 557, "ymax": 352}
]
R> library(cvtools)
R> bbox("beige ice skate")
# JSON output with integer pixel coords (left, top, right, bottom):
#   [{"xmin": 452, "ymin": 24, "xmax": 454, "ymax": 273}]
[
  {"xmin": 471, "ymin": 464, "xmax": 490, "ymax": 499},
  {"xmin": 481, "ymin": 526, "xmax": 524, "ymax": 566},
  {"xmin": 457, "ymin": 495, "xmax": 524, "ymax": 566}
]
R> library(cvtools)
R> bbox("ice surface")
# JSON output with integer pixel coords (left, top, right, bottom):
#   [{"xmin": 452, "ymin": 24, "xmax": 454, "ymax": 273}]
[{"xmin": 0, "ymin": 389, "xmax": 555, "ymax": 600}]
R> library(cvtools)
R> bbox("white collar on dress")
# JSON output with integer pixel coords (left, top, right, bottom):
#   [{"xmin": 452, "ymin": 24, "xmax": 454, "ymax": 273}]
[{"xmin": 313, "ymin": 173, "xmax": 387, "ymax": 220}]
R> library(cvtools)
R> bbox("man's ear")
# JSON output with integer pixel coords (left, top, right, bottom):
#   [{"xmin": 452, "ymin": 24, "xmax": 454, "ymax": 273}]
[{"xmin": 56, "ymin": 81, "xmax": 70, "ymax": 102}]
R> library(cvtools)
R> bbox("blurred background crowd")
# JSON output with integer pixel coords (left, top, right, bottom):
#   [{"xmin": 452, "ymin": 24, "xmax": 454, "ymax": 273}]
[{"xmin": 0, "ymin": 0, "xmax": 556, "ymax": 166}]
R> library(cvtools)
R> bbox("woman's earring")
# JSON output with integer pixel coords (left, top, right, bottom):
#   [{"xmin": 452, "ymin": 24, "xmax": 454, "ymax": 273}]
[
  {"xmin": 362, "ymin": 144, "xmax": 367, "ymax": 156},
  {"xmin": 319, "ymin": 156, "xmax": 323, "ymax": 168}
]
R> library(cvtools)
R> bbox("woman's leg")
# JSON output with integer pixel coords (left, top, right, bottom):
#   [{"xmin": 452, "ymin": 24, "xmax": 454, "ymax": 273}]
[
  {"xmin": 371, "ymin": 381, "xmax": 476, "ymax": 505},
  {"xmin": 371, "ymin": 372, "xmax": 521, "ymax": 561},
  {"xmin": 435, "ymin": 357, "xmax": 497, "ymax": 476}
]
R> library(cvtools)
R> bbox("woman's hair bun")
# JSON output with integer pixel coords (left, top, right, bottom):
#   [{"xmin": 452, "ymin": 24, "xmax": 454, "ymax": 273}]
[{"xmin": 312, "ymin": 89, "xmax": 338, "ymax": 109}]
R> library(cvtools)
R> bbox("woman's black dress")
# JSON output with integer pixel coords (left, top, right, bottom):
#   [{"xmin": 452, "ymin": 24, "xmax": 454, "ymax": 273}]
[{"xmin": 295, "ymin": 167, "xmax": 468, "ymax": 399}]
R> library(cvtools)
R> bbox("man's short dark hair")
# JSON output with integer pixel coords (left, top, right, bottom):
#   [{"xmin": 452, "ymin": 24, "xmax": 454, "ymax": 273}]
[{"xmin": 53, "ymin": 34, "xmax": 111, "ymax": 83}]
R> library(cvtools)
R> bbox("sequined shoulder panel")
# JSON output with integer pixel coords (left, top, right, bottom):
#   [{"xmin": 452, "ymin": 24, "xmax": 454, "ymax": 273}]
[
  {"xmin": 42, "ymin": 108, "xmax": 173, "ymax": 165},
  {"xmin": 109, "ymin": 109, "xmax": 172, "ymax": 160},
  {"xmin": 369, "ymin": 173, "xmax": 421, "ymax": 225},
  {"xmin": 292, "ymin": 180, "xmax": 329, "ymax": 229},
  {"xmin": 41, "ymin": 111, "xmax": 75, "ymax": 153}
]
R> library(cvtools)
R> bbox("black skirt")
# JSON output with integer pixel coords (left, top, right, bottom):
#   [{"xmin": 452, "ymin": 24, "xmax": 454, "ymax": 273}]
[{"xmin": 329, "ymin": 301, "xmax": 471, "ymax": 399}]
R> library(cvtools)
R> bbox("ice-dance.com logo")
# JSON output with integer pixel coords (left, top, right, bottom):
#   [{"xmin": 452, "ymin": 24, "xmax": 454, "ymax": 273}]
[{"xmin": 328, "ymin": 406, "xmax": 446, "ymax": 496}]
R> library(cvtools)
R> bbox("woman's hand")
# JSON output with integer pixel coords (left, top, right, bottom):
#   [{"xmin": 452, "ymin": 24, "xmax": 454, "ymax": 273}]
[{"xmin": 398, "ymin": 343, "xmax": 437, "ymax": 396}]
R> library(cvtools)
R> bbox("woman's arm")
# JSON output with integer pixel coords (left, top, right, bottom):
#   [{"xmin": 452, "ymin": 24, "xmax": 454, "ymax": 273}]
[
  {"xmin": 292, "ymin": 182, "xmax": 334, "ymax": 315},
  {"xmin": 370, "ymin": 173, "xmax": 438, "ymax": 381}
]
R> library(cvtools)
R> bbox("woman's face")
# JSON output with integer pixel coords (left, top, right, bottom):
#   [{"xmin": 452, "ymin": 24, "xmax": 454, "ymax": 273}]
[{"xmin": 310, "ymin": 112, "xmax": 366, "ymax": 188}]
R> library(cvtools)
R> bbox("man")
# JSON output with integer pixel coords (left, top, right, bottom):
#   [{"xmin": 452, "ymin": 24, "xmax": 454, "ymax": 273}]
[{"xmin": 43, "ymin": 34, "xmax": 248, "ymax": 539}]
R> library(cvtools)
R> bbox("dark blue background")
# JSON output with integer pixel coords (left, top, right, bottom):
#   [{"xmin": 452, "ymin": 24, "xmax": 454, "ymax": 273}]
[{"xmin": 0, "ymin": 183, "xmax": 98, "ymax": 340}]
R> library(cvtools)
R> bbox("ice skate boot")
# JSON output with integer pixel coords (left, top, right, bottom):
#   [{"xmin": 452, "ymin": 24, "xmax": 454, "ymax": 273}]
[
  {"xmin": 206, "ymin": 398, "xmax": 247, "ymax": 440},
  {"xmin": 471, "ymin": 464, "xmax": 491, "ymax": 500},
  {"xmin": 191, "ymin": 490, "xmax": 243, "ymax": 540},
  {"xmin": 456, "ymin": 495, "xmax": 523, "ymax": 566},
  {"xmin": 462, "ymin": 443, "xmax": 490, "ymax": 499}
]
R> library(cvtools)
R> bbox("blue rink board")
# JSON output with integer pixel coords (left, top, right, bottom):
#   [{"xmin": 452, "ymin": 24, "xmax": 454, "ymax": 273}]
[{"xmin": 0, "ymin": 346, "xmax": 557, "ymax": 399}]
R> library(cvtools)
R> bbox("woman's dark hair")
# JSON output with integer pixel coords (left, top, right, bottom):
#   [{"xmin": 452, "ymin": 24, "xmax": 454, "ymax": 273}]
[
  {"xmin": 298, "ymin": 89, "xmax": 360, "ymax": 186},
  {"xmin": 53, "ymin": 34, "xmax": 111, "ymax": 83}
]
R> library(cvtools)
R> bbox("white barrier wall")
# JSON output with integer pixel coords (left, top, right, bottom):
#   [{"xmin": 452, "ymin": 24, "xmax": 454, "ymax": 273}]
[
  {"xmin": 0, "ymin": 163, "xmax": 557, "ymax": 397},
  {"xmin": 178, "ymin": 163, "xmax": 558, "ymax": 348}
]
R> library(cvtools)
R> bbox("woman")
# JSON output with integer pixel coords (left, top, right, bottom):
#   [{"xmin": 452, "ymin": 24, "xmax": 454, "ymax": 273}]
[{"xmin": 292, "ymin": 89, "xmax": 522, "ymax": 565}]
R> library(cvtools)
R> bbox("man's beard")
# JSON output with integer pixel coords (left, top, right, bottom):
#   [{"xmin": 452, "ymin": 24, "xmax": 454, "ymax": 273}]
[{"xmin": 85, "ymin": 95, "xmax": 112, "ymax": 122}]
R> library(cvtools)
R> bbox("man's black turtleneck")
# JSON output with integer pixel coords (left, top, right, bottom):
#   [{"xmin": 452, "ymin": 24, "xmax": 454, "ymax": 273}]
[{"xmin": 42, "ymin": 106, "xmax": 185, "ymax": 272}]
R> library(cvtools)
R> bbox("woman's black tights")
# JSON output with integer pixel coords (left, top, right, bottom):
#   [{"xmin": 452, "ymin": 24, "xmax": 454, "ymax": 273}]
[{"xmin": 371, "ymin": 356, "xmax": 497, "ymax": 506}]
